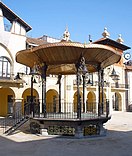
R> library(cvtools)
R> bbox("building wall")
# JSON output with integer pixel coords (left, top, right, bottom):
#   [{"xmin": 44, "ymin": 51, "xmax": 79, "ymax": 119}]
[{"xmin": 0, "ymin": 5, "xmax": 32, "ymax": 116}]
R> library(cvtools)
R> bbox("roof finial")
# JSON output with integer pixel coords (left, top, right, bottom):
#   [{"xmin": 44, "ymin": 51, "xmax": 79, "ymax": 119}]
[
  {"xmin": 102, "ymin": 27, "xmax": 110, "ymax": 38},
  {"xmin": 62, "ymin": 26, "xmax": 70, "ymax": 41},
  {"xmin": 116, "ymin": 34, "xmax": 124, "ymax": 44}
]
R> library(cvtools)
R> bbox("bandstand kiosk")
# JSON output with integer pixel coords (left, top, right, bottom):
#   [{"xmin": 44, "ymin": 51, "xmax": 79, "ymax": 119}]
[{"xmin": 16, "ymin": 30, "xmax": 124, "ymax": 138}]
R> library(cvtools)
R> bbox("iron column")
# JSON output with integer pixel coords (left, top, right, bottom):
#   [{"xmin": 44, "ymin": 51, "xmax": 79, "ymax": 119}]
[
  {"xmin": 58, "ymin": 74, "xmax": 62, "ymax": 113},
  {"xmin": 41, "ymin": 64, "xmax": 47, "ymax": 118},
  {"xmin": 77, "ymin": 71, "xmax": 81, "ymax": 119},
  {"xmin": 30, "ymin": 75, "xmax": 34, "ymax": 117},
  {"xmin": 82, "ymin": 74, "xmax": 85, "ymax": 113}
]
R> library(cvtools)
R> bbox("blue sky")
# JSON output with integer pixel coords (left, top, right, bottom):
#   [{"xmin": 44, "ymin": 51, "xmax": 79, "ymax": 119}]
[{"xmin": 3, "ymin": 0, "xmax": 132, "ymax": 54}]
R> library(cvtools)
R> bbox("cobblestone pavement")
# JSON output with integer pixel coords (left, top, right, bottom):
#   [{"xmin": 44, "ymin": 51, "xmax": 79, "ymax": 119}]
[{"xmin": 0, "ymin": 111, "xmax": 132, "ymax": 156}]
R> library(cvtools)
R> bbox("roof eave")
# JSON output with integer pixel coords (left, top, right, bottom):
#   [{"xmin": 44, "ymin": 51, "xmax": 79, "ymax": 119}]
[
  {"xmin": 94, "ymin": 38, "xmax": 131, "ymax": 51},
  {"xmin": 0, "ymin": 2, "xmax": 32, "ymax": 32}
]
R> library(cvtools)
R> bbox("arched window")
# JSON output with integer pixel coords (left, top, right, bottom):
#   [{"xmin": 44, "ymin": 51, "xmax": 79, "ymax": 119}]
[{"xmin": 0, "ymin": 56, "xmax": 11, "ymax": 79}]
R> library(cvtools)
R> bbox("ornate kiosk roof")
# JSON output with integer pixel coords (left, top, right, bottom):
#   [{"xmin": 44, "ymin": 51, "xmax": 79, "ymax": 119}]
[
  {"xmin": 16, "ymin": 40, "xmax": 122, "ymax": 75},
  {"xmin": 16, "ymin": 28, "xmax": 130, "ymax": 75}
]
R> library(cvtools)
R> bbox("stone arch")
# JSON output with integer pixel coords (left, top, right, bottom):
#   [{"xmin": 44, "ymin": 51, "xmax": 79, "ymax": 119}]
[
  {"xmin": 100, "ymin": 92, "xmax": 107, "ymax": 112},
  {"xmin": 22, "ymin": 88, "xmax": 39, "ymax": 114},
  {"xmin": 86, "ymin": 91, "xmax": 96, "ymax": 112},
  {"xmin": 73, "ymin": 91, "xmax": 83, "ymax": 112},
  {"xmin": 46, "ymin": 89, "xmax": 59, "ymax": 113},
  {"xmin": 0, "ymin": 43, "xmax": 14, "ymax": 63},
  {"xmin": 112, "ymin": 92, "xmax": 122, "ymax": 111},
  {"xmin": 0, "ymin": 87, "xmax": 15, "ymax": 116},
  {"xmin": 0, "ymin": 56, "xmax": 13, "ymax": 79},
  {"xmin": 0, "ymin": 43, "xmax": 14, "ymax": 78},
  {"xmin": 47, "ymin": 85, "xmax": 58, "ymax": 92}
]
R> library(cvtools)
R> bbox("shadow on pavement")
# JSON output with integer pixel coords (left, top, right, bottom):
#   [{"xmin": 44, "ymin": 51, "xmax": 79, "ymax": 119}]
[
  {"xmin": 1, "ymin": 111, "xmax": 132, "ymax": 156},
  {"xmin": 0, "ymin": 129, "xmax": 132, "ymax": 156}
]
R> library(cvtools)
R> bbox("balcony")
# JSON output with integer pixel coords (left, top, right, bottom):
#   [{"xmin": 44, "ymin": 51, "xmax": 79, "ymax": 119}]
[
  {"xmin": 73, "ymin": 79, "xmax": 129, "ymax": 89},
  {"xmin": 73, "ymin": 79, "xmax": 96, "ymax": 86},
  {"xmin": 111, "ymin": 83, "xmax": 129, "ymax": 89}
]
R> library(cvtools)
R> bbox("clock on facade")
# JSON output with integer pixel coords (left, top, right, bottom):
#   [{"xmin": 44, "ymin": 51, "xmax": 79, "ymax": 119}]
[{"xmin": 124, "ymin": 52, "xmax": 131, "ymax": 60}]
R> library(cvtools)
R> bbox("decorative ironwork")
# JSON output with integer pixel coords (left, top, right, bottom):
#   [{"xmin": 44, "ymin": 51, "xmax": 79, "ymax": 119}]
[
  {"xmin": 56, "ymin": 74, "xmax": 62, "ymax": 113},
  {"xmin": 29, "ymin": 63, "xmax": 40, "ymax": 117},
  {"xmin": 48, "ymin": 126, "xmax": 75, "ymax": 136},
  {"xmin": 30, "ymin": 122, "xmax": 40, "ymax": 134},
  {"xmin": 41, "ymin": 64, "xmax": 48, "ymax": 117},
  {"xmin": 77, "ymin": 57, "xmax": 88, "ymax": 76},
  {"xmin": 3, "ymin": 103, "xmax": 31, "ymax": 134},
  {"xmin": 34, "ymin": 102, "xmax": 102, "ymax": 119},
  {"xmin": 76, "ymin": 56, "xmax": 89, "ymax": 119},
  {"xmin": 83, "ymin": 125, "xmax": 100, "ymax": 136}
]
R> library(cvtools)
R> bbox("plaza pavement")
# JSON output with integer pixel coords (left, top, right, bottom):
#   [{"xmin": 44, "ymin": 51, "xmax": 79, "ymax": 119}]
[{"xmin": 0, "ymin": 111, "xmax": 132, "ymax": 156}]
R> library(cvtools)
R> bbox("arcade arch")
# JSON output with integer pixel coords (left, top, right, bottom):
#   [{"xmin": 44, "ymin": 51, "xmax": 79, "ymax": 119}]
[
  {"xmin": 22, "ymin": 88, "xmax": 39, "ymax": 114},
  {"xmin": 100, "ymin": 92, "xmax": 106, "ymax": 112},
  {"xmin": 86, "ymin": 91, "xmax": 96, "ymax": 112},
  {"xmin": 73, "ymin": 91, "xmax": 83, "ymax": 112},
  {"xmin": 0, "ymin": 87, "xmax": 15, "ymax": 116},
  {"xmin": 46, "ymin": 89, "xmax": 59, "ymax": 113},
  {"xmin": 112, "ymin": 92, "xmax": 122, "ymax": 111}
]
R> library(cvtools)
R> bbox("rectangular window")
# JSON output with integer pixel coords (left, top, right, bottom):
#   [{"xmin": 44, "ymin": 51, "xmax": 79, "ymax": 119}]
[{"xmin": 0, "ymin": 57, "xmax": 10, "ymax": 79}]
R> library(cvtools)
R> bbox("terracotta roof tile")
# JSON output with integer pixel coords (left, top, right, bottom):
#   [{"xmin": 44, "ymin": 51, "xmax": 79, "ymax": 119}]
[{"xmin": 26, "ymin": 37, "xmax": 48, "ymax": 46}]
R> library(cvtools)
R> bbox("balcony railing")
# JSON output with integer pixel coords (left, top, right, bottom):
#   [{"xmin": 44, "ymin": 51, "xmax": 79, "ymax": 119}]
[
  {"xmin": 111, "ymin": 83, "xmax": 129, "ymax": 89},
  {"xmin": 73, "ymin": 79, "xmax": 129, "ymax": 89},
  {"xmin": 32, "ymin": 101, "xmax": 109, "ymax": 119},
  {"xmin": 1, "ymin": 100, "xmax": 109, "ymax": 135},
  {"xmin": 73, "ymin": 79, "xmax": 96, "ymax": 86}
]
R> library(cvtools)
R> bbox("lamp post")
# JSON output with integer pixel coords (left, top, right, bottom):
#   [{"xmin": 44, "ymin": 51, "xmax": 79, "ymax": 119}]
[
  {"xmin": 97, "ymin": 68, "xmax": 105, "ymax": 116},
  {"xmin": 101, "ymin": 69, "xmax": 104, "ymax": 114},
  {"xmin": 110, "ymin": 67, "xmax": 120, "ymax": 87},
  {"xmin": 76, "ymin": 71, "xmax": 81, "ymax": 119},
  {"xmin": 110, "ymin": 67, "xmax": 120, "ymax": 111},
  {"xmin": 30, "ymin": 64, "xmax": 39, "ymax": 117}
]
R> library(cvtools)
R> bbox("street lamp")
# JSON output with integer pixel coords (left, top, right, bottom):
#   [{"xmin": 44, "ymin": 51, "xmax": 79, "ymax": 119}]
[
  {"xmin": 30, "ymin": 64, "xmax": 39, "ymax": 117},
  {"xmin": 110, "ymin": 68, "xmax": 120, "ymax": 82},
  {"xmin": 110, "ymin": 67, "xmax": 120, "ymax": 87},
  {"xmin": 14, "ymin": 72, "xmax": 21, "ymax": 80},
  {"xmin": 41, "ymin": 64, "xmax": 47, "ymax": 118}
]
